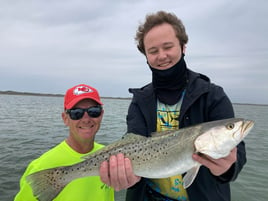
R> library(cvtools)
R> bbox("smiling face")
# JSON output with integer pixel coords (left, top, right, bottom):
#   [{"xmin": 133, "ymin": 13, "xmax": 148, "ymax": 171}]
[
  {"xmin": 62, "ymin": 99, "xmax": 103, "ymax": 153},
  {"xmin": 144, "ymin": 23, "xmax": 185, "ymax": 70}
]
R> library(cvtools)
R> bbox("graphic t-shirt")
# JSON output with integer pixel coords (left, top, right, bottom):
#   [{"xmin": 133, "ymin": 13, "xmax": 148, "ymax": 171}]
[
  {"xmin": 14, "ymin": 141, "xmax": 114, "ymax": 201},
  {"xmin": 146, "ymin": 97, "xmax": 189, "ymax": 201}
]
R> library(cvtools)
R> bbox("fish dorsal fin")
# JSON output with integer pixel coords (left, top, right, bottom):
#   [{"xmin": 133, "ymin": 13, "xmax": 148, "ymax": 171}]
[
  {"xmin": 150, "ymin": 130, "xmax": 177, "ymax": 137},
  {"xmin": 122, "ymin": 133, "xmax": 147, "ymax": 140},
  {"xmin": 183, "ymin": 164, "xmax": 200, "ymax": 189}
]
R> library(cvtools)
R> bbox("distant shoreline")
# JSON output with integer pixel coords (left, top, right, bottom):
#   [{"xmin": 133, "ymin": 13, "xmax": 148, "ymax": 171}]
[
  {"xmin": 0, "ymin": 90, "xmax": 267, "ymax": 106},
  {"xmin": 0, "ymin": 90, "xmax": 131, "ymax": 100}
]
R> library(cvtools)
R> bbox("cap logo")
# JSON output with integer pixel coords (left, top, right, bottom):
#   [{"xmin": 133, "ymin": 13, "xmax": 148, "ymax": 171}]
[{"xmin": 73, "ymin": 86, "xmax": 93, "ymax": 95}]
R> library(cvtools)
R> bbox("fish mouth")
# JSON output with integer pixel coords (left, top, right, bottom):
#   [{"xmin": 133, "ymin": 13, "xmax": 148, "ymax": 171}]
[{"xmin": 242, "ymin": 120, "xmax": 254, "ymax": 135}]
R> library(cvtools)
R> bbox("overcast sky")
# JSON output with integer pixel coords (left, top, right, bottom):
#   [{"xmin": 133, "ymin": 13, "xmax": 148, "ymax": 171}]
[{"xmin": 0, "ymin": 0, "xmax": 267, "ymax": 104}]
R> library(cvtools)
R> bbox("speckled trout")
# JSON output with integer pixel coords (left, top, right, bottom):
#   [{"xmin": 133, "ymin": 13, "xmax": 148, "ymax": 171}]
[{"xmin": 27, "ymin": 118, "xmax": 254, "ymax": 201}]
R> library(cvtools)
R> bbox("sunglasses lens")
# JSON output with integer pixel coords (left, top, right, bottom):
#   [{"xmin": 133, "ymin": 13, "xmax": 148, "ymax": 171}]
[
  {"xmin": 87, "ymin": 106, "xmax": 102, "ymax": 118},
  {"xmin": 67, "ymin": 106, "xmax": 102, "ymax": 120},
  {"xmin": 68, "ymin": 109, "xmax": 84, "ymax": 120}
]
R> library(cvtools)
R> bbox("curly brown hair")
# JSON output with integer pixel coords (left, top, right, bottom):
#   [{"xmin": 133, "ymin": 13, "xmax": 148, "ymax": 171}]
[{"xmin": 135, "ymin": 11, "xmax": 188, "ymax": 55}]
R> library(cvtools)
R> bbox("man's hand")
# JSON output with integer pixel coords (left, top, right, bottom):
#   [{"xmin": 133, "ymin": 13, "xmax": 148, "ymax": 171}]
[
  {"xmin": 192, "ymin": 147, "xmax": 237, "ymax": 176},
  {"xmin": 99, "ymin": 153, "xmax": 141, "ymax": 191}
]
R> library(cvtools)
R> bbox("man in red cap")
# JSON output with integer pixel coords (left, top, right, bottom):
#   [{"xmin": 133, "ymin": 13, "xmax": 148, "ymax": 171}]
[{"xmin": 15, "ymin": 84, "xmax": 115, "ymax": 201}]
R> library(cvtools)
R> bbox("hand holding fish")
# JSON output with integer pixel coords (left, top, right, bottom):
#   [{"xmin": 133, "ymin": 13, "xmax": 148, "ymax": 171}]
[
  {"xmin": 99, "ymin": 153, "xmax": 141, "ymax": 191},
  {"xmin": 192, "ymin": 147, "xmax": 237, "ymax": 176}
]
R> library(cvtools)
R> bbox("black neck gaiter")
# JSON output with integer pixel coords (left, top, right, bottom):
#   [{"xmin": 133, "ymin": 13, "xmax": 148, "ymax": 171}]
[{"xmin": 149, "ymin": 54, "xmax": 188, "ymax": 105}]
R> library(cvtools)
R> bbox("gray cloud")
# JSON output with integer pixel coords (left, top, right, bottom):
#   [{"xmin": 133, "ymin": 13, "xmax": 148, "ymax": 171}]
[{"xmin": 0, "ymin": 0, "xmax": 267, "ymax": 104}]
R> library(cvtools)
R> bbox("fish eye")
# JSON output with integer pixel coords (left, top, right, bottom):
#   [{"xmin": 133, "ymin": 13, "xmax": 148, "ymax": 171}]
[{"xmin": 226, "ymin": 123, "xmax": 235, "ymax": 130}]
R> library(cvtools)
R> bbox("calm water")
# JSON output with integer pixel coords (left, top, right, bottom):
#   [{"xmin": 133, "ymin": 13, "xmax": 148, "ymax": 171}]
[{"xmin": 0, "ymin": 94, "xmax": 267, "ymax": 201}]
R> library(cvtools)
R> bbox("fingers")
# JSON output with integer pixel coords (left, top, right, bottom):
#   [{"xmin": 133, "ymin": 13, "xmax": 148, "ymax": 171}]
[
  {"xmin": 100, "ymin": 160, "xmax": 111, "ymax": 186},
  {"xmin": 192, "ymin": 147, "xmax": 238, "ymax": 176},
  {"xmin": 99, "ymin": 153, "xmax": 140, "ymax": 191},
  {"xmin": 229, "ymin": 147, "xmax": 237, "ymax": 161},
  {"xmin": 192, "ymin": 153, "xmax": 223, "ymax": 176},
  {"xmin": 109, "ymin": 156, "xmax": 122, "ymax": 191},
  {"xmin": 117, "ymin": 154, "xmax": 127, "ymax": 185},
  {"xmin": 110, "ymin": 154, "xmax": 126, "ymax": 191},
  {"xmin": 100, "ymin": 155, "xmax": 121, "ymax": 191},
  {"xmin": 124, "ymin": 157, "xmax": 141, "ymax": 185}
]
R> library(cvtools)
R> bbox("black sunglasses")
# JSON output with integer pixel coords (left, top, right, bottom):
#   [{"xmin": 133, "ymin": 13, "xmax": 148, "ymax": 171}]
[{"xmin": 66, "ymin": 105, "xmax": 102, "ymax": 120}]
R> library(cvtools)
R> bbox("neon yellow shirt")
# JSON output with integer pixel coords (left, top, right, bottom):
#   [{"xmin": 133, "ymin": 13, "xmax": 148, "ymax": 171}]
[{"xmin": 14, "ymin": 141, "xmax": 114, "ymax": 201}]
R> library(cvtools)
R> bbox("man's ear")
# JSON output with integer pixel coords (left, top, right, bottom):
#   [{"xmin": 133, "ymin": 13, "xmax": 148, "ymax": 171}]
[
  {"xmin": 182, "ymin": 45, "xmax": 186, "ymax": 54},
  {"xmin": 62, "ymin": 112, "xmax": 69, "ymax": 126}
]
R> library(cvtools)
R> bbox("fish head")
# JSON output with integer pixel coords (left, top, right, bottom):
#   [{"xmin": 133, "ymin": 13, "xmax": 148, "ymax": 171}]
[{"xmin": 194, "ymin": 118, "xmax": 254, "ymax": 159}]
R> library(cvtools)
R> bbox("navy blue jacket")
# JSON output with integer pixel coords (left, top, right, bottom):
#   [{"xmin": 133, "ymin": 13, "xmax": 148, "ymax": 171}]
[{"xmin": 125, "ymin": 70, "xmax": 246, "ymax": 201}]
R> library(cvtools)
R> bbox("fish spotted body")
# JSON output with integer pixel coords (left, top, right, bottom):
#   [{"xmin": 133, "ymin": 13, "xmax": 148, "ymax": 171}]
[{"xmin": 27, "ymin": 118, "xmax": 254, "ymax": 201}]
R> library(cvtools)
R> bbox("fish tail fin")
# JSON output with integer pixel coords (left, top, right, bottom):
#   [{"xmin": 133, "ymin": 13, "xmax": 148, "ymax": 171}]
[{"xmin": 26, "ymin": 167, "xmax": 70, "ymax": 201}]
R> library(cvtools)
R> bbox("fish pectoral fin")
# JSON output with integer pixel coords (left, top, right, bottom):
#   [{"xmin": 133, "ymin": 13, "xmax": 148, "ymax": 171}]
[{"xmin": 182, "ymin": 165, "xmax": 200, "ymax": 189}]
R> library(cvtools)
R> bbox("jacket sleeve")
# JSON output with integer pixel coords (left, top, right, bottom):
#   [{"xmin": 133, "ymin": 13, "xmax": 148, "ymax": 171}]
[
  {"xmin": 207, "ymin": 84, "xmax": 247, "ymax": 183},
  {"xmin": 126, "ymin": 95, "xmax": 148, "ymax": 136}
]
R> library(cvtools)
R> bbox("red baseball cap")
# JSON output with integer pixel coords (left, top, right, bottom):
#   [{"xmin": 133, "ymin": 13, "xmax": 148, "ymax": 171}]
[{"xmin": 64, "ymin": 84, "xmax": 103, "ymax": 109}]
